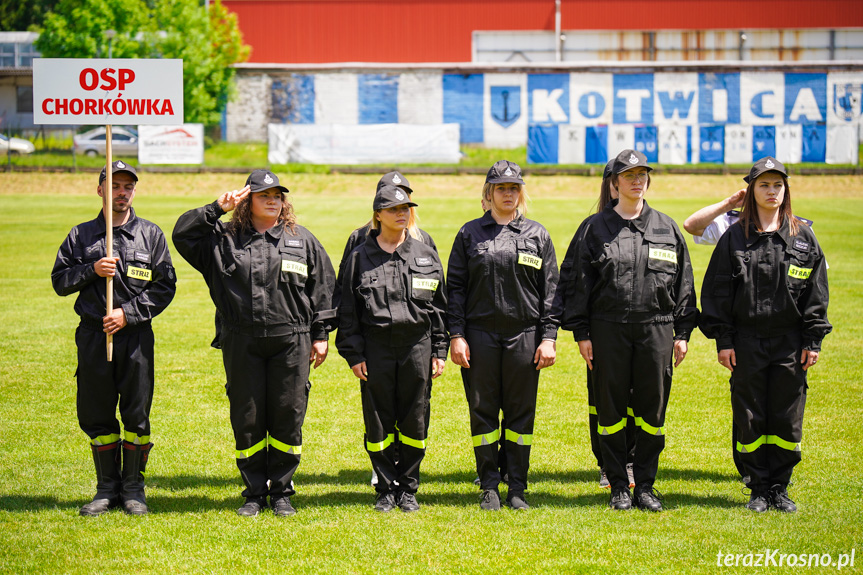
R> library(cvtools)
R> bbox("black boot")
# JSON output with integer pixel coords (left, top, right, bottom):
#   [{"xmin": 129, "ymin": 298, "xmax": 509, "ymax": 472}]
[
  {"xmin": 121, "ymin": 441, "xmax": 152, "ymax": 515},
  {"xmin": 79, "ymin": 442, "xmax": 121, "ymax": 516}
]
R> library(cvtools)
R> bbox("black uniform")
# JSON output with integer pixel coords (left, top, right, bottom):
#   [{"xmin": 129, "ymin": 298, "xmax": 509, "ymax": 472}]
[
  {"xmin": 559, "ymin": 200, "xmax": 697, "ymax": 492},
  {"xmin": 447, "ymin": 211, "xmax": 559, "ymax": 497},
  {"xmin": 172, "ymin": 201, "xmax": 335, "ymax": 500},
  {"xmin": 555, "ymin": 219, "xmax": 636, "ymax": 475},
  {"xmin": 336, "ymin": 231, "xmax": 448, "ymax": 495},
  {"xmin": 699, "ymin": 219, "xmax": 831, "ymax": 491},
  {"xmin": 51, "ymin": 208, "xmax": 176, "ymax": 506}
]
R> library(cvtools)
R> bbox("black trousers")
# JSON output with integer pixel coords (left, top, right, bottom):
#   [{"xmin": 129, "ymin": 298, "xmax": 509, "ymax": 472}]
[
  {"xmin": 462, "ymin": 327, "xmax": 540, "ymax": 496},
  {"xmin": 75, "ymin": 324, "xmax": 154, "ymax": 444},
  {"xmin": 222, "ymin": 330, "xmax": 311, "ymax": 499},
  {"xmin": 591, "ymin": 320, "xmax": 673, "ymax": 491},
  {"xmin": 586, "ymin": 367, "xmax": 636, "ymax": 469},
  {"xmin": 362, "ymin": 336, "xmax": 432, "ymax": 495},
  {"xmin": 731, "ymin": 332, "xmax": 806, "ymax": 490}
]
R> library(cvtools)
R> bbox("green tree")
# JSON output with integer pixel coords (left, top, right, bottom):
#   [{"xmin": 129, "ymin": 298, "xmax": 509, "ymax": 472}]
[
  {"xmin": 0, "ymin": 0, "xmax": 59, "ymax": 31},
  {"xmin": 35, "ymin": 0, "xmax": 250, "ymax": 126}
]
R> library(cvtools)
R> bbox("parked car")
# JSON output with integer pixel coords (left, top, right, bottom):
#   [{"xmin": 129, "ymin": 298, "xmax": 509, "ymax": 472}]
[
  {"xmin": 0, "ymin": 134, "xmax": 36, "ymax": 155},
  {"xmin": 73, "ymin": 126, "xmax": 138, "ymax": 157}
]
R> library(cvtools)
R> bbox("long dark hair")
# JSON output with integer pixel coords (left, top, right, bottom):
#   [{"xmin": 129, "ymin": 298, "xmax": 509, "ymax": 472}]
[
  {"xmin": 739, "ymin": 172, "xmax": 798, "ymax": 238},
  {"xmin": 227, "ymin": 191, "xmax": 297, "ymax": 236}
]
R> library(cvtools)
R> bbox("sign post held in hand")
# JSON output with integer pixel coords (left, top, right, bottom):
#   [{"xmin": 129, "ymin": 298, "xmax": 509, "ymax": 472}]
[{"xmin": 33, "ymin": 58, "xmax": 183, "ymax": 360}]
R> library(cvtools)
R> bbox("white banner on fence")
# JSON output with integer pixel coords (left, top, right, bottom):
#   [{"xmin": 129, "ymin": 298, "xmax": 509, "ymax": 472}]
[
  {"xmin": 138, "ymin": 124, "xmax": 204, "ymax": 164},
  {"xmin": 826, "ymin": 125, "xmax": 859, "ymax": 164},
  {"xmin": 268, "ymin": 123, "xmax": 461, "ymax": 165},
  {"xmin": 32, "ymin": 58, "xmax": 183, "ymax": 125}
]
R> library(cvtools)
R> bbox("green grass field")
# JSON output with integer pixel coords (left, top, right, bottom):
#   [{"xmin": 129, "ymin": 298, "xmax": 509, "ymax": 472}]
[{"xmin": 1, "ymin": 172, "xmax": 861, "ymax": 574}]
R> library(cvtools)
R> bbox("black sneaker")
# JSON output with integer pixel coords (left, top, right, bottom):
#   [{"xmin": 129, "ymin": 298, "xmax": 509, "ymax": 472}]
[
  {"xmin": 626, "ymin": 463, "xmax": 636, "ymax": 488},
  {"xmin": 374, "ymin": 492, "xmax": 396, "ymax": 512},
  {"xmin": 480, "ymin": 488, "xmax": 501, "ymax": 511},
  {"xmin": 633, "ymin": 485, "xmax": 663, "ymax": 512},
  {"xmin": 397, "ymin": 491, "xmax": 420, "ymax": 512},
  {"xmin": 768, "ymin": 485, "xmax": 797, "ymax": 513},
  {"xmin": 609, "ymin": 488, "xmax": 632, "ymax": 510},
  {"xmin": 271, "ymin": 495, "xmax": 296, "ymax": 517},
  {"xmin": 237, "ymin": 497, "xmax": 266, "ymax": 517},
  {"xmin": 598, "ymin": 468, "xmax": 610, "ymax": 489},
  {"xmin": 507, "ymin": 493, "xmax": 529, "ymax": 511},
  {"xmin": 745, "ymin": 490, "xmax": 769, "ymax": 513}
]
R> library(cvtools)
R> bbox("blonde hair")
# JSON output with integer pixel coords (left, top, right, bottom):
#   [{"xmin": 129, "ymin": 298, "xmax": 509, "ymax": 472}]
[
  {"xmin": 482, "ymin": 182, "xmax": 529, "ymax": 217},
  {"xmin": 369, "ymin": 207, "xmax": 420, "ymax": 239}
]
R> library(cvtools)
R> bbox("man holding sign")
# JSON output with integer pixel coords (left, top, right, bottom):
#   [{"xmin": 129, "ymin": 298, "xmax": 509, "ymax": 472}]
[{"xmin": 51, "ymin": 161, "xmax": 176, "ymax": 516}]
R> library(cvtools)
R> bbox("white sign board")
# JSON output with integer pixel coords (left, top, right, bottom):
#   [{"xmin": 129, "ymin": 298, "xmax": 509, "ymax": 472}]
[
  {"xmin": 138, "ymin": 124, "xmax": 204, "ymax": 164},
  {"xmin": 268, "ymin": 123, "xmax": 461, "ymax": 165},
  {"xmin": 33, "ymin": 58, "xmax": 183, "ymax": 125}
]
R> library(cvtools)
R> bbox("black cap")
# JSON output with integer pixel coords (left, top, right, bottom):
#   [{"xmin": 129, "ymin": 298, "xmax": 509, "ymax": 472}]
[
  {"xmin": 374, "ymin": 184, "xmax": 418, "ymax": 210},
  {"xmin": 602, "ymin": 157, "xmax": 615, "ymax": 180},
  {"xmin": 744, "ymin": 156, "xmax": 788, "ymax": 183},
  {"xmin": 245, "ymin": 169, "xmax": 289, "ymax": 195},
  {"xmin": 377, "ymin": 171, "xmax": 413, "ymax": 194},
  {"xmin": 99, "ymin": 160, "xmax": 138, "ymax": 184},
  {"xmin": 485, "ymin": 160, "xmax": 525, "ymax": 185},
  {"xmin": 612, "ymin": 149, "xmax": 653, "ymax": 175}
]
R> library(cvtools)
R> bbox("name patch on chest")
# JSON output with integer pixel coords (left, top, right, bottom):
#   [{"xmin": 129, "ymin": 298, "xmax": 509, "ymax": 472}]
[
  {"xmin": 127, "ymin": 266, "xmax": 152, "ymax": 281},
  {"xmin": 518, "ymin": 253, "xmax": 542, "ymax": 269},
  {"xmin": 412, "ymin": 278, "xmax": 439, "ymax": 291},
  {"xmin": 793, "ymin": 240, "xmax": 810, "ymax": 252},
  {"xmin": 649, "ymin": 248, "xmax": 678, "ymax": 264},
  {"xmin": 788, "ymin": 265, "xmax": 812, "ymax": 279},
  {"xmin": 415, "ymin": 257, "xmax": 433, "ymax": 266},
  {"xmin": 282, "ymin": 260, "xmax": 308, "ymax": 276}
]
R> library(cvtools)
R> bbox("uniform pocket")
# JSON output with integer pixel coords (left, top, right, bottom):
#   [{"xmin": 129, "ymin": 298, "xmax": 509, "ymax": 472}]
[
  {"xmin": 409, "ymin": 261, "xmax": 441, "ymax": 302},
  {"xmin": 124, "ymin": 249, "xmax": 153, "ymax": 289},
  {"xmin": 279, "ymin": 247, "xmax": 308, "ymax": 287}
]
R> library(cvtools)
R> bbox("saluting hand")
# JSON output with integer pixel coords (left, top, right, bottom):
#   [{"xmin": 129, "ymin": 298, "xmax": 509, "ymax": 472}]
[
  {"xmin": 217, "ymin": 185, "xmax": 251, "ymax": 212},
  {"xmin": 578, "ymin": 339, "xmax": 593, "ymax": 371},
  {"xmin": 534, "ymin": 340, "xmax": 556, "ymax": 370},
  {"xmin": 673, "ymin": 339, "xmax": 688, "ymax": 367},
  {"xmin": 310, "ymin": 340, "xmax": 328, "ymax": 369},
  {"xmin": 351, "ymin": 361, "xmax": 368, "ymax": 381},
  {"xmin": 450, "ymin": 337, "xmax": 470, "ymax": 368}
]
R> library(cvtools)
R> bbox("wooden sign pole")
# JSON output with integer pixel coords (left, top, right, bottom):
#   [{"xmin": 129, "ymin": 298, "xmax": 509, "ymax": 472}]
[{"xmin": 104, "ymin": 124, "xmax": 113, "ymax": 362}]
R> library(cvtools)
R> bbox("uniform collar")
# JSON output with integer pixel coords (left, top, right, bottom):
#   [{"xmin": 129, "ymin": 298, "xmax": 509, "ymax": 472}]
[
  {"xmin": 600, "ymin": 199, "xmax": 653, "ymax": 233},
  {"xmin": 745, "ymin": 217, "xmax": 791, "ymax": 248},
  {"xmin": 366, "ymin": 228, "xmax": 412, "ymax": 261},
  {"xmin": 93, "ymin": 207, "xmax": 138, "ymax": 238},
  {"xmin": 480, "ymin": 210, "xmax": 524, "ymax": 231}
]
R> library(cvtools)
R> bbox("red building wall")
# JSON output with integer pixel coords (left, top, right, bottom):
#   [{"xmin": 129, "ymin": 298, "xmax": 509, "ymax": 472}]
[{"xmin": 223, "ymin": 0, "xmax": 863, "ymax": 63}]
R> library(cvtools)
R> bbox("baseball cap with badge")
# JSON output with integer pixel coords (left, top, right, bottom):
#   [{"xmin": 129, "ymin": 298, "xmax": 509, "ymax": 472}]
[
  {"xmin": 611, "ymin": 149, "xmax": 653, "ymax": 175},
  {"xmin": 374, "ymin": 184, "xmax": 418, "ymax": 211},
  {"xmin": 377, "ymin": 171, "xmax": 413, "ymax": 194},
  {"xmin": 485, "ymin": 160, "xmax": 525, "ymax": 185},
  {"xmin": 99, "ymin": 160, "xmax": 138, "ymax": 184},
  {"xmin": 245, "ymin": 168, "xmax": 289, "ymax": 195},
  {"xmin": 744, "ymin": 156, "xmax": 788, "ymax": 183},
  {"xmin": 602, "ymin": 157, "xmax": 616, "ymax": 180}
]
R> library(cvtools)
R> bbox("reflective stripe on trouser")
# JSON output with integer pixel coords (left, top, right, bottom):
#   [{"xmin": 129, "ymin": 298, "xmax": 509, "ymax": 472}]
[
  {"xmin": 75, "ymin": 324, "xmax": 155, "ymax": 443},
  {"xmin": 586, "ymin": 368, "xmax": 635, "ymax": 469},
  {"xmin": 731, "ymin": 331, "xmax": 806, "ymax": 489},
  {"xmin": 223, "ymin": 330, "xmax": 311, "ymax": 498},
  {"xmin": 362, "ymin": 336, "xmax": 432, "ymax": 495},
  {"xmin": 462, "ymin": 328, "xmax": 540, "ymax": 494},
  {"xmin": 591, "ymin": 319, "xmax": 673, "ymax": 490}
]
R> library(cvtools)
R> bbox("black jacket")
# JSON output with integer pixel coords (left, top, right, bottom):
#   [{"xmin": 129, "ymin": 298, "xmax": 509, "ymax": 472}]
[
  {"xmin": 699, "ymin": 218, "xmax": 831, "ymax": 351},
  {"xmin": 336, "ymin": 231, "xmax": 448, "ymax": 367},
  {"xmin": 558, "ymin": 200, "xmax": 698, "ymax": 341},
  {"xmin": 447, "ymin": 212, "xmax": 559, "ymax": 339},
  {"xmin": 172, "ymin": 201, "xmax": 335, "ymax": 340},
  {"xmin": 52, "ymin": 208, "xmax": 176, "ymax": 330},
  {"xmin": 332, "ymin": 223, "xmax": 437, "ymax": 313}
]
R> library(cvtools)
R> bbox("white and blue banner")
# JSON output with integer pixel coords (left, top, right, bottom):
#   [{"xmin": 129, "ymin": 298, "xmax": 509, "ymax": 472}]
[{"xmin": 248, "ymin": 70, "xmax": 863, "ymax": 164}]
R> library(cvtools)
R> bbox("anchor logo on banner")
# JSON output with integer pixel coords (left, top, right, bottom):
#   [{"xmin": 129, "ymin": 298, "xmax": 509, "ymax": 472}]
[
  {"xmin": 834, "ymin": 83, "xmax": 862, "ymax": 122},
  {"xmin": 491, "ymin": 86, "xmax": 521, "ymax": 128}
]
